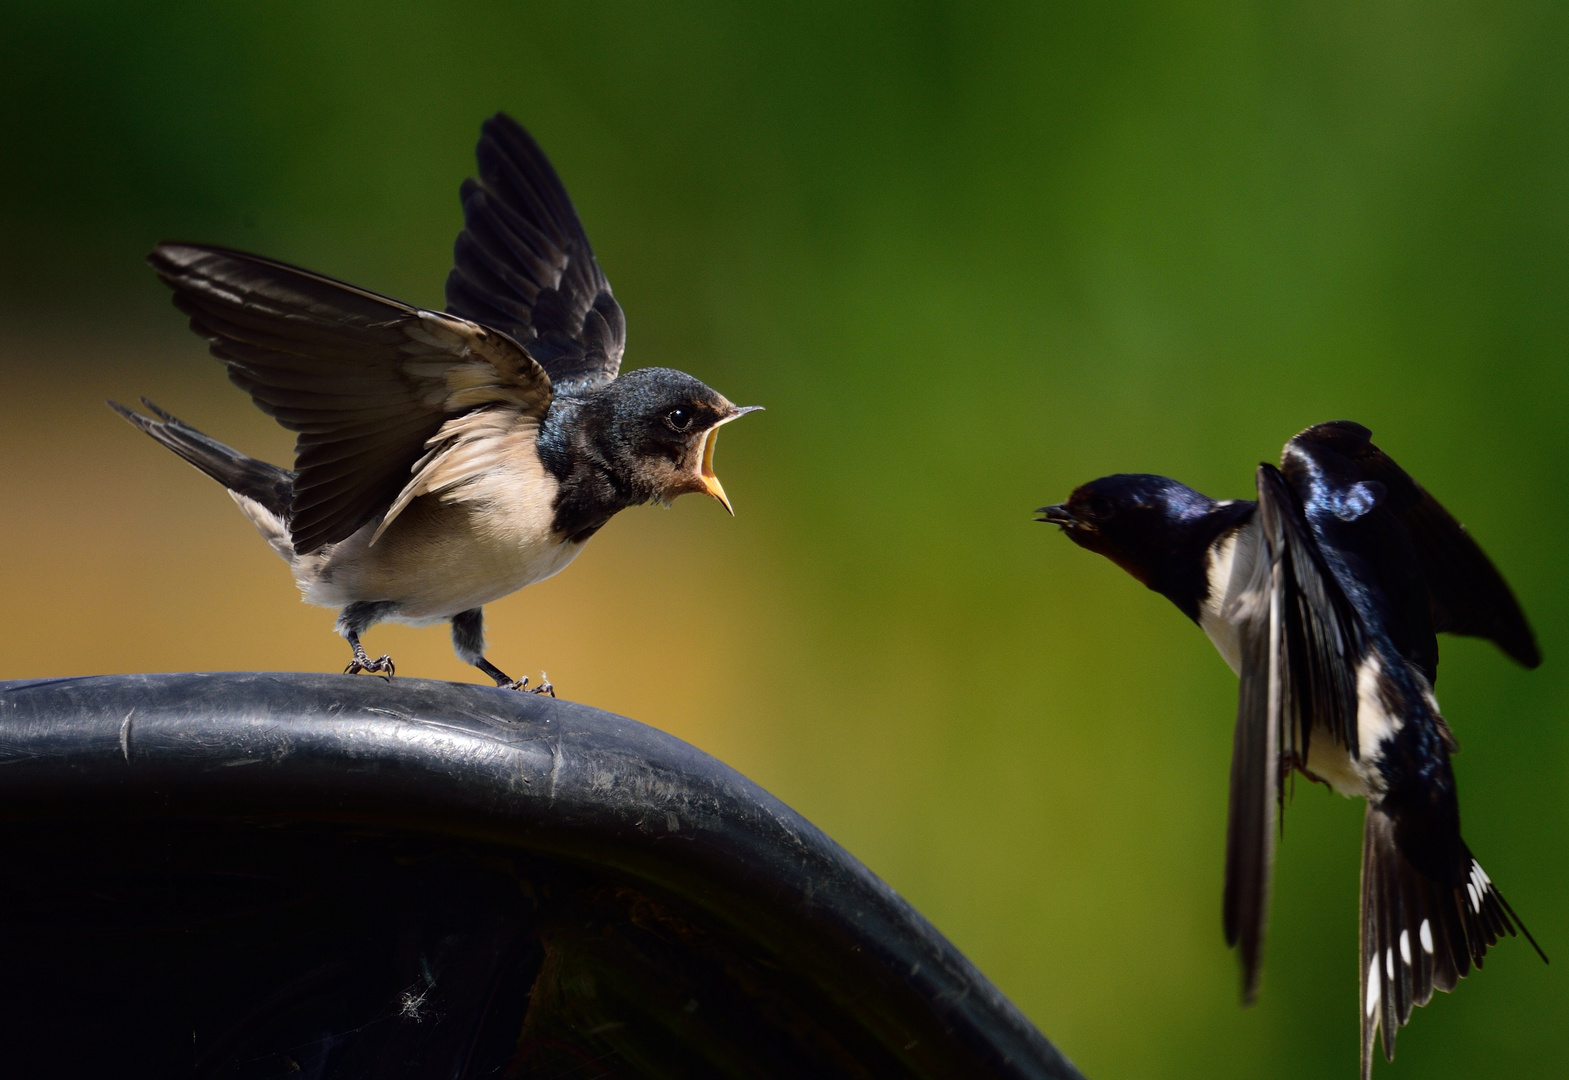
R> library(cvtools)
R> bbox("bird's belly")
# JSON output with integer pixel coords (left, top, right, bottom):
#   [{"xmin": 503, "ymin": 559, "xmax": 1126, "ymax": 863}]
[
  {"xmin": 1300, "ymin": 656, "xmax": 1398, "ymax": 799},
  {"xmin": 1199, "ymin": 611, "xmax": 1242, "ymax": 677},
  {"xmin": 1302, "ymin": 733, "xmax": 1371, "ymax": 798},
  {"xmin": 380, "ymin": 528, "xmax": 584, "ymax": 624},
  {"xmin": 299, "ymin": 489, "xmax": 584, "ymax": 623}
]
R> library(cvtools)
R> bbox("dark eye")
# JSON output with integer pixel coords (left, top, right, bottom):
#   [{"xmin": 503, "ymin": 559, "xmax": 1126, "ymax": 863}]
[{"xmin": 665, "ymin": 408, "xmax": 693, "ymax": 432}]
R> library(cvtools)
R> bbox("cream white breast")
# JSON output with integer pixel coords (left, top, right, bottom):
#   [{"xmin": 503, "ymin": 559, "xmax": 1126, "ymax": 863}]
[
  {"xmin": 269, "ymin": 419, "xmax": 585, "ymax": 624},
  {"xmin": 1198, "ymin": 512, "xmax": 1257, "ymax": 677}
]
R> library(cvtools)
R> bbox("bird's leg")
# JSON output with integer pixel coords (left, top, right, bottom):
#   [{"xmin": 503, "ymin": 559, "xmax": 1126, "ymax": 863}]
[
  {"xmin": 343, "ymin": 632, "xmax": 395, "ymax": 680},
  {"xmin": 338, "ymin": 601, "xmax": 396, "ymax": 681},
  {"xmin": 477, "ymin": 657, "xmax": 554, "ymax": 696},
  {"xmin": 452, "ymin": 607, "xmax": 554, "ymax": 695}
]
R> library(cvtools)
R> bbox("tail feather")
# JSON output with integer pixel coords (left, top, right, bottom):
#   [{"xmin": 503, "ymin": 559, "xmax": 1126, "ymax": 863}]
[
  {"xmin": 109, "ymin": 398, "xmax": 294, "ymax": 519},
  {"xmin": 1360, "ymin": 807, "xmax": 1544, "ymax": 1079}
]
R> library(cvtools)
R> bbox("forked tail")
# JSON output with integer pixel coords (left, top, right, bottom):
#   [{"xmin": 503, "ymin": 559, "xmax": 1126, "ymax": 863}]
[
  {"xmin": 1359, "ymin": 805, "xmax": 1545, "ymax": 1079},
  {"xmin": 109, "ymin": 398, "xmax": 294, "ymax": 519}
]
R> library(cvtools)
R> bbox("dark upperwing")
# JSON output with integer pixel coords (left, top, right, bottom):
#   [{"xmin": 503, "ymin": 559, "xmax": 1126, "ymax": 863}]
[
  {"xmin": 1223, "ymin": 463, "xmax": 1367, "ymax": 1002},
  {"xmin": 149, "ymin": 243, "xmax": 553, "ymax": 555},
  {"xmin": 446, "ymin": 113, "xmax": 627, "ymax": 395},
  {"xmin": 1287, "ymin": 421, "xmax": 1539, "ymax": 671}
]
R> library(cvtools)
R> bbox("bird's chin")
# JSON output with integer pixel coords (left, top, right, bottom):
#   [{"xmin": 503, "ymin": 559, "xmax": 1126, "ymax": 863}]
[
  {"xmin": 1045, "ymin": 520, "xmax": 1109, "ymax": 558},
  {"xmin": 1064, "ymin": 528, "xmax": 1107, "ymax": 556},
  {"xmin": 660, "ymin": 429, "xmax": 732, "ymax": 513}
]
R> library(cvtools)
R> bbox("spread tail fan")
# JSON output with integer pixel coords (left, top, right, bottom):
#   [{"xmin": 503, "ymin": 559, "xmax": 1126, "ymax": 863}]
[{"xmin": 1359, "ymin": 806, "xmax": 1545, "ymax": 1079}]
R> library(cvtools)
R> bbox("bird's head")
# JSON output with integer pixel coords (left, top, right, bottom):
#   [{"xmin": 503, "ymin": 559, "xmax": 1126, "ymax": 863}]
[
  {"xmin": 599, "ymin": 367, "xmax": 762, "ymax": 513},
  {"xmin": 1036, "ymin": 473, "xmax": 1218, "ymax": 589}
]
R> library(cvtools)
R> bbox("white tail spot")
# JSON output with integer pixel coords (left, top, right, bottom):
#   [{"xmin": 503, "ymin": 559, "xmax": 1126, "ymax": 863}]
[
  {"xmin": 1467, "ymin": 882, "xmax": 1481, "ymax": 913},
  {"xmin": 1385, "ymin": 947, "xmax": 1394, "ymax": 979},
  {"xmin": 1366, "ymin": 956, "xmax": 1382, "ymax": 1016},
  {"xmin": 1420, "ymin": 919, "xmax": 1434, "ymax": 954},
  {"xmin": 1399, "ymin": 929, "xmax": 1411, "ymax": 966}
]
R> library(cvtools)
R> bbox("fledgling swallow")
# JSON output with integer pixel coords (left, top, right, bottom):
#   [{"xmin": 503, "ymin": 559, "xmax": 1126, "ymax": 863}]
[
  {"xmin": 112, "ymin": 113, "xmax": 760, "ymax": 692},
  {"xmin": 1038, "ymin": 421, "xmax": 1545, "ymax": 1077}
]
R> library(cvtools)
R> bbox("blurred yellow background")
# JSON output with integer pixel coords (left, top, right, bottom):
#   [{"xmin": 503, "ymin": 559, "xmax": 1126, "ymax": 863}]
[{"xmin": 2, "ymin": 3, "xmax": 1565, "ymax": 1076}]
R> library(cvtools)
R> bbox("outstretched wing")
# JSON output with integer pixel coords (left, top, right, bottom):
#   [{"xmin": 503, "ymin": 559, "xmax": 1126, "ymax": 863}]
[
  {"xmin": 1293, "ymin": 421, "xmax": 1539, "ymax": 669},
  {"xmin": 150, "ymin": 242, "xmax": 553, "ymax": 555},
  {"xmin": 1221, "ymin": 463, "xmax": 1367, "ymax": 1002},
  {"xmin": 446, "ymin": 113, "xmax": 626, "ymax": 394}
]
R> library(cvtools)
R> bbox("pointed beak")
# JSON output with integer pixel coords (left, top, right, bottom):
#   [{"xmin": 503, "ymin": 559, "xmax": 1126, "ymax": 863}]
[
  {"xmin": 1035, "ymin": 503, "xmax": 1077, "ymax": 527},
  {"xmin": 699, "ymin": 405, "xmax": 763, "ymax": 515}
]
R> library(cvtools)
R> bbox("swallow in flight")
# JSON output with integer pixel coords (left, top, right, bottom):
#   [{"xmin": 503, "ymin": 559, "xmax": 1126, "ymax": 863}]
[
  {"xmin": 113, "ymin": 113, "xmax": 760, "ymax": 692},
  {"xmin": 1039, "ymin": 420, "xmax": 1545, "ymax": 1077}
]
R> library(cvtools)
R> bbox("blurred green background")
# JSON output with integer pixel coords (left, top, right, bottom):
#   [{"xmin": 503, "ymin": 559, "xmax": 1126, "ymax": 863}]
[{"xmin": 2, "ymin": 2, "xmax": 1565, "ymax": 1075}]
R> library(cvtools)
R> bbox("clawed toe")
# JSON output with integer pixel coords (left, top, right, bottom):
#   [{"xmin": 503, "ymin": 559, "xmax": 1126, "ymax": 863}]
[
  {"xmin": 345, "ymin": 654, "xmax": 395, "ymax": 681},
  {"xmin": 498, "ymin": 672, "xmax": 554, "ymax": 696},
  {"xmin": 472, "ymin": 652, "xmax": 553, "ymax": 696}
]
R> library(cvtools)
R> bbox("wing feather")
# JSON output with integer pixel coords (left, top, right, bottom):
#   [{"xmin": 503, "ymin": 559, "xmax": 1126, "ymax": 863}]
[
  {"xmin": 1222, "ymin": 464, "xmax": 1367, "ymax": 1000},
  {"xmin": 445, "ymin": 113, "xmax": 626, "ymax": 392},
  {"xmin": 371, "ymin": 408, "xmax": 536, "ymax": 545},
  {"xmin": 1292, "ymin": 421, "xmax": 1539, "ymax": 668},
  {"xmin": 1222, "ymin": 540, "xmax": 1281, "ymax": 1005},
  {"xmin": 1389, "ymin": 485, "xmax": 1538, "ymax": 667},
  {"xmin": 150, "ymin": 242, "xmax": 553, "ymax": 554}
]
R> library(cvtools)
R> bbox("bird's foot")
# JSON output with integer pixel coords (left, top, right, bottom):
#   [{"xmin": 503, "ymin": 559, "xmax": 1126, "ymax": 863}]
[
  {"xmin": 345, "ymin": 649, "xmax": 395, "ymax": 682},
  {"xmin": 498, "ymin": 672, "xmax": 554, "ymax": 697},
  {"xmin": 475, "ymin": 655, "xmax": 553, "ymax": 696}
]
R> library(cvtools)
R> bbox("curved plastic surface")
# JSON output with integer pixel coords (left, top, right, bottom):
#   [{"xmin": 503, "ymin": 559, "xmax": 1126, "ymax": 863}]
[{"xmin": 0, "ymin": 672, "xmax": 1084, "ymax": 1080}]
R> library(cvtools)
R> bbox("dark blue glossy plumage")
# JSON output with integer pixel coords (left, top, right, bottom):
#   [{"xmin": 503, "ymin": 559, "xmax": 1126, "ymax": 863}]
[{"xmin": 1039, "ymin": 420, "xmax": 1543, "ymax": 1078}]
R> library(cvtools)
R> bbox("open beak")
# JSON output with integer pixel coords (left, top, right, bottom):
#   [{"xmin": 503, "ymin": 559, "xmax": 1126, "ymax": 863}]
[
  {"xmin": 1035, "ymin": 503, "xmax": 1077, "ymax": 527},
  {"xmin": 698, "ymin": 405, "xmax": 763, "ymax": 515}
]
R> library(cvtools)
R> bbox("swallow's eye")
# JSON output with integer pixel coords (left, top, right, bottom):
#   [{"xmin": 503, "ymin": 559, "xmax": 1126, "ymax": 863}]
[{"xmin": 665, "ymin": 408, "xmax": 693, "ymax": 432}]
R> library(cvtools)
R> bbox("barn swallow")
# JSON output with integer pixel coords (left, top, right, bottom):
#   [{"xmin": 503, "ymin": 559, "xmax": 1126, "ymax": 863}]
[
  {"xmin": 112, "ymin": 113, "xmax": 760, "ymax": 692},
  {"xmin": 1038, "ymin": 421, "xmax": 1545, "ymax": 1077}
]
